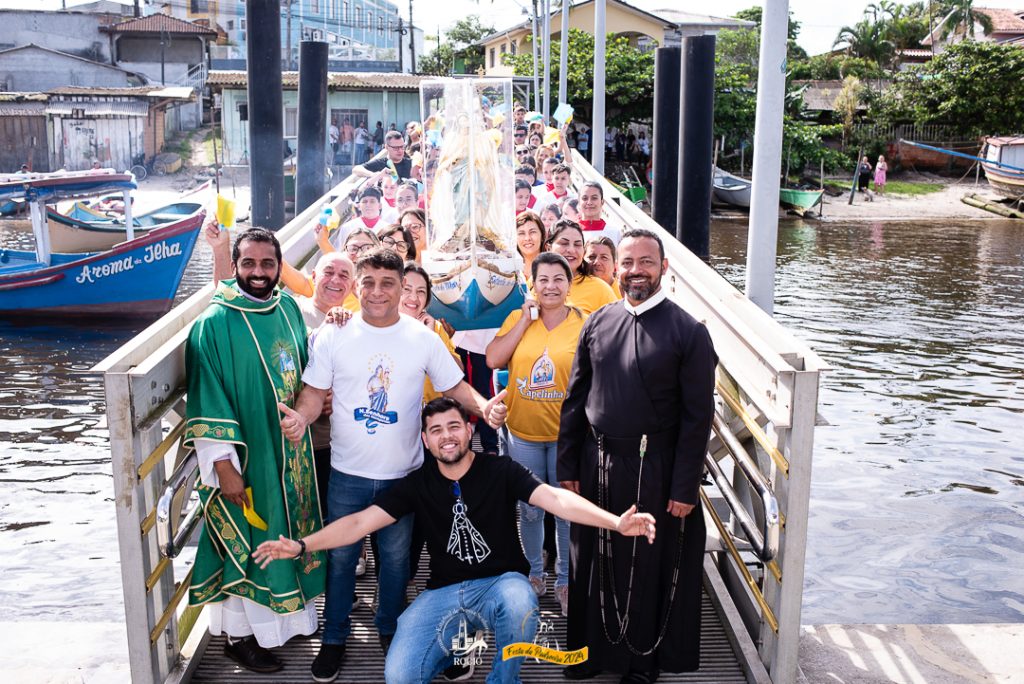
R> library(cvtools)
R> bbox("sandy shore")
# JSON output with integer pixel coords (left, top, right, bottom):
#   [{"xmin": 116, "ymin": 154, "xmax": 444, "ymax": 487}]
[{"xmin": 818, "ymin": 178, "xmax": 1011, "ymax": 222}]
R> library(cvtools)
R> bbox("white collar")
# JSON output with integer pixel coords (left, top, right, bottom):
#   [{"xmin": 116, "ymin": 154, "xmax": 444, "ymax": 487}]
[{"xmin": 623, "ymin": 286, "xmax": 667, "ymax": 316}]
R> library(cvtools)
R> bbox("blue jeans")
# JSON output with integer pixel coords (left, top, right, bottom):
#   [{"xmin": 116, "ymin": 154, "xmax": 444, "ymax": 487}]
[
  {"xmin": 505, "ymin": 433, "xmax": 569, "ymax": 587},
  {"xmin": 323, "ymin": 469, "xmax": 412, "ymax": 644},
  {"xmin": 384, "ymin": 572, "xmax": 538, "ymax": 684}
]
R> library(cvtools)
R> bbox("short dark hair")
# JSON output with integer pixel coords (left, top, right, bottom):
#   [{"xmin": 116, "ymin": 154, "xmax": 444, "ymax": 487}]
[
  {"xmin": 540, "ymin": 203, "xmax": 561, "ymax": 220},
  {"xmin": 355, "ymin": 245, "xmax": 405, "ymax": 278},
  {"xmin": 397, "ymin": 180, "xmax": 419, "ymax": 198},
  {"xmin": 547, "ymin": 220, "xmax": 592, "ymax": 277},
  {"xmin": 621, "ymin": 228, "xmax": 665, "ymax": 260},
  {"xmin": 515, "ymin": 210, "xmax": 547, "ymax": 259},
  {"xmin": 232, "ymin": 227, "xmax": 281, "ymax": 265},
  {"xmin": 520, "ymin": 157, "xmax": 536, "ymax": 169},
  {"xmin": 541, "ymin": 156, "xmax": 558, "ymax": 167},
  {"xmin": 515, "ymin": 165, "xmax": 536, "ymax": 180},
  {"xmin": 403, "ymin": 261, "xmax": 432, "ymax": 307},
  {"xmin": 358, "ymin": 186, "xmax": 382, "ymax": 202},
  {"xmin": 551, "ymin": 163, "xmax": 571, "ymax": 176},
  {"xmin": 378, "ymin": 224, "xmax": 418, "ymax": 260},
  {"xmin": 580, "ymin": 181, "xmax": 604, "ymax": 199},
  {"xmin": 531, "ymin": 250, "xmax": 573, "ymax": 282},
  {"xmin": 421, "ymin": 397, "xmax": 470, "ymax": 432},
  {"xmin": 514, "ymin": 178, "xmax": 531, "ymax": 193}
]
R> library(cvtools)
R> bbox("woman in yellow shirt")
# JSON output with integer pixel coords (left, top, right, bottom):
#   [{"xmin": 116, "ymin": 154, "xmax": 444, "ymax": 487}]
[
  {"xmin": 584, "ymin": 235, "xmax": 623, "ymax": 299},
  {"xmin": 486, "ymin": 252, "xmax": 585, "ymax": 615},
  {"xmin": 546, "ymin": 220, "xmax": 617, "ymax": 315}
]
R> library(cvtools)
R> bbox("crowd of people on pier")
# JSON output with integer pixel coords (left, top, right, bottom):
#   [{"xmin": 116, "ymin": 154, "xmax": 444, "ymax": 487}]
[{"xmin": 185, "ymin": 112, "xmax": 717, "ymax": 684}]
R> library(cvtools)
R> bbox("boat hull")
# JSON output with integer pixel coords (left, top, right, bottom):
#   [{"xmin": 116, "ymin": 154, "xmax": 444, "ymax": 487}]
[
  {"xmin": 779, "ymin": 188, "xmax": 824, "ymax": 215},
  {"xmin": 0, "ymin": 212, "xmax": 203, "ymax": 317},
  {"xmin": 713, "ymin": 167, "xmax": 752, "ymax": 208},
  {"xmin": 46, "ymin": 202, "xmax": 204, "ymax": 253},
  {"xmin": 981, "ymin": 165, "xmax": 1024, "ymax": 200}
]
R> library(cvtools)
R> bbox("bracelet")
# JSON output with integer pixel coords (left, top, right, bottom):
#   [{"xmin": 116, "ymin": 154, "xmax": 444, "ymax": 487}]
[{"xmin": 293, "ymin": 538, "xmax": 306, "ymax": 558}]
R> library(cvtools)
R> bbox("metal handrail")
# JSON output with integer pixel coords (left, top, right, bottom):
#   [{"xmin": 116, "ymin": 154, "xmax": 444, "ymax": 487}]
[
  {"xmin": 156, "ymin": 451, "xmax": 201, "ymax": 559},
  {"xmin": 709, "ymin": 413, "xmax": 781, "ymax": 562}
]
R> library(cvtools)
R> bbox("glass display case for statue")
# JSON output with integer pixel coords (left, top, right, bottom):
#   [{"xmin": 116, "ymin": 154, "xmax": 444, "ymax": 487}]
[{"xmin": 419, "ymin": 78, "xmax": 525, "ymax": 330}]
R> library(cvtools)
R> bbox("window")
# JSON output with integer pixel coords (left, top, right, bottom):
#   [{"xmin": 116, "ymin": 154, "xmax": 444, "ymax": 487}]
[
  {"xmin": 489, "ymin": 47, "xmax": 496, "ymax": 68},
  {"xmin": 378, "ymin": 16, "xmax": 384, "ymax": 35},
  {"xmin": 328, "ymin": 0, "xmax": 335, "ymax": 19},
  {"xmin": 500, "ymin": 43, "xmax": 506, "ymax": 54},
  {"xmin": 510, "ymin": 41, "xmax": 517, "ymax": 55},
  {"xmin": 226, "ymin": 19, "xmax": 234, "ymax": 30},
  {"xmin": 190, "ymin": 0, "xmax": 208, "ymax": 12},
  {"xmin": 354, "ymin": 7, "xmax": 361, "ymax": 29},
  {"xmin": 367, "ymin": 10, "xmax": 373, "ymax": 32},
  {"xmin": 342, "ymin": 1, "xmax": 349, "ymax": 22},
  {"xmin": 285, "ymin": 107, "xmax": 298, "ymax": 137},
  {"xmin": 311, "ymin": 0, "xmax": 320, "ymax": 14},
  {"xmin": 241, "ymin": 19, "xmax": 246, "ymax": 29}
]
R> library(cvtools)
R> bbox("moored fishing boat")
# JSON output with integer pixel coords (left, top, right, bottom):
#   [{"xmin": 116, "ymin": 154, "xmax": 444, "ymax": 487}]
[
  {"xmin": 46, "ymin": 201, "xmax": 205, "ymax": 253},
  {"xmin": 779, "ymin": 187, "xmax": 824, "ymax": 215},
  {"xmin": 0, "ymin": 171, "xmax": 203, "ymax": 317},
  {"xmin": 713, "ymin": 166, "xmax": 753, "ymax": 208},
  {"xmin": 981, "ymin": 136, "xmax": 1024, "ymax": 200}
]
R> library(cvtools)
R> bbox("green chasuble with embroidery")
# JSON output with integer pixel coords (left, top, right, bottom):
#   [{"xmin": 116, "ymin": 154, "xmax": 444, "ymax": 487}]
[{"xmin": 184, "ymin": 280, "xmax": 326, "ymax": 613}]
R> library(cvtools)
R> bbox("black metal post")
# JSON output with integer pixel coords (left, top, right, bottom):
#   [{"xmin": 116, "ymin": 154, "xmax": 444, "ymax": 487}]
[
  {"xmin": 651, "ymin": 46, "xmax": 681, "ymax": 230},
  {"xmin": 246, "ymin": 0, "xmax": 285, "ymax": 229},
  {"xmin": 676, "ymin": 35, "xmax": 715, "ymax": 260},
  {"xmin": 296, "ymin": 41, "xmax": 329, "ymax": 213}
]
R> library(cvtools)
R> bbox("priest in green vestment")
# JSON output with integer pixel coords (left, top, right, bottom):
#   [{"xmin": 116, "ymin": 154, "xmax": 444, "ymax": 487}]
[{"xmin": 183, "ymin": 228, "xmax": 326, "ymax": 673}]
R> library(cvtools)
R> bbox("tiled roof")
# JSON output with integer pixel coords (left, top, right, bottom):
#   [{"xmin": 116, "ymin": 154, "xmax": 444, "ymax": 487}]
[
  {"xmin": 792, "ymin": 79, "xmax": 890, "ymax": 111},
  {"xmin": 976, "ymin": 8, "xmax": 1024, "ymax": 33},
  {"xmin": 206, "ymin": 71, "xmax": 432, "ymax": 91},
  {"xmin": 46, "ymin": 85, "xmax": 194, "ymax": 100},
  {"xmin": 896, "ymin": 48, "xmax": 934, "ymax": 58},
  {"xmin": 101, "ymin": 12, "xmax": 217, "ymax": 36}
]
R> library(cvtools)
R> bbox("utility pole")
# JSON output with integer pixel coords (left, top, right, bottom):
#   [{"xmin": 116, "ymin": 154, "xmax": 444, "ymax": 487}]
[
  {"xmin": 591, "ymin": 0, "xmax": 606, "ymax": 173},
  {"xmin": 286, "ymin": 0, "xmax": 293, "ymax": 70},
  {"xmin": 531, "ymin": 0, "xmax": 540, "ymax": 111},
  {"xmin": 409, "ymin": 0, "xmax": 416, "ymax": 73},
  {"xmin": 559, "ymin": 0, "xmax": 569, "ymax": 105},
  {"xmin": 133, "ymin": 0, "xmax": 140, "ymax": 18},
  {"xmin": 542, "ymin": 0, "xmax": 551, "ymax": 122}
]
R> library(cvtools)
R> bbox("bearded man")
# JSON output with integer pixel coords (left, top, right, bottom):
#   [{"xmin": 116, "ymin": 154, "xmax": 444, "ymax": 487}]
[
  {"xmin": 557, "ymin": 228, "xmax": 718, "ymax": 684},
  {"xmin": 183, "ymin": 228, "xmax": 326, "ymax": 673}
]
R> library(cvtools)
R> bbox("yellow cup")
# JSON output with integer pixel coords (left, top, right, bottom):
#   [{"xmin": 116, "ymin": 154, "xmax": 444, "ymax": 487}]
[{"xmin": 217, "ymin": 194, "xmax": 236, "ymax": 230}]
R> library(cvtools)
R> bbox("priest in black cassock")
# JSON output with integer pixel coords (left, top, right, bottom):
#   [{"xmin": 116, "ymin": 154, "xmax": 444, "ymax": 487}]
[{"xmin": 557, "ymin": 228, "xmax": 717, "ymax": 684}]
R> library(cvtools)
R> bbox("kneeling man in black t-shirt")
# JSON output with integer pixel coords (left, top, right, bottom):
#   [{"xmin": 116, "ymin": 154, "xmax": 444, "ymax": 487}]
[{"xmin": 255, "ymin": 397, "xmax": 656, "ymax": 683}]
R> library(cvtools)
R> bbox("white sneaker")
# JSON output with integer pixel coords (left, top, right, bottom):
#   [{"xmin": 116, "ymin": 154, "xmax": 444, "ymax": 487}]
[{"xmin": 355, "ymin": 554, "xmax": 366, "ymax": 577}]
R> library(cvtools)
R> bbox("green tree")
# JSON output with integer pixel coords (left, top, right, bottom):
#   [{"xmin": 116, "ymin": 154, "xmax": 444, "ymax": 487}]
[
  {"xmin": 873, "ymin": 40, "xmax": 1024, "ymax": 137},
  {"xmin": 937, "ymin": 0, "xmax": 993, "ymax": 42},
  {"xmin": 418, "ymin": 15, "xmax": 494, "ymax": 76},
  {"xmin": 789, "ymin": 54, "xmax": 886, "ymax": 80},
  {"xmin": 716, "ymin": 27, "xmax": 760, "ymax": 78},
  {"xmin": 731, "ymin": 6, "xmax": 807, "ymax": 61},
  {"xmin": 833, "ymin": 19, "xmax": 895, "ymax": 67},
  {"xmin": 501, "ymin": 29, "xmax": 655, "ymax": 128}
]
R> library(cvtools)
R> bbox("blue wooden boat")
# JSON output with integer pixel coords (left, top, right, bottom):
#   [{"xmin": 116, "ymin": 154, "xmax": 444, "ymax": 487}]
[{"xmin": 0, "ymin": 171, "xmax": 203, "ymax": 317}]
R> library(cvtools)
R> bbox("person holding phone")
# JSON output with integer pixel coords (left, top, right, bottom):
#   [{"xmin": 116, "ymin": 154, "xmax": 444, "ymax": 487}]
[{"xmin": 486, "ymin": 252, "xmax": 585, "ymax": 616}]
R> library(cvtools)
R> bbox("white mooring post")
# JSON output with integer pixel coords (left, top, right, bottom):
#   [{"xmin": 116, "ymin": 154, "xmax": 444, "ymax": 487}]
[
  {"xmin": 745, "ymin": 0, "xmax": 790, "ymax": 316},
  {"xmin": 123, "ymin": 189, "xmax": 135, "ymax": 241},
  {"xmin": 591, "ymin": 0, "xmax": 606, "ymax": 174}
]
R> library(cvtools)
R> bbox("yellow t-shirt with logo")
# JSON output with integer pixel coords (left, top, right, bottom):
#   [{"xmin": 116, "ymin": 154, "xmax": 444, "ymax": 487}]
[
  {"xmin": 497, "ymin": 307, "xmax": 586, "ymax": 442},
  {"xmin": 424, "ymin": 320, "xmax": 459, "ymax": 402},
  {"xmin": 567, "ymin": 274, "xmax": 618, "ymax": 315}
]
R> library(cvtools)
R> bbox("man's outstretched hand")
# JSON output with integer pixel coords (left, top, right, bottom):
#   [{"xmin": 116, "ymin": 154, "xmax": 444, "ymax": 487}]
[
  {"xmin": 253, "ymin": 535, "xmax": 302, "ymax": 569},
  {"xmin": 616, "ymin": 504, "xmax": 657, "ymax": 544},
  {"xmin": 278, "ymin": 402, "xmax": 308, "ymax": 444},
  {"xmin": 484, "ymin": 388, "xmax": 509, "ymax": 430}
]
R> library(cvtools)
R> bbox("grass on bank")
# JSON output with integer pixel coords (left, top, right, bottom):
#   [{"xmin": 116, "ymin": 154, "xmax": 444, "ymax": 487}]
[{"xmin": 823, "ymin": 179, "xmax": 944, "ymax": 196}]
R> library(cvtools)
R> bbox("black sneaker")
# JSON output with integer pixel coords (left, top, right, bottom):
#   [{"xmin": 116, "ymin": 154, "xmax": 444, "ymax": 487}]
[
  {"xmin": 311, "ymin": 643, "xmax": 346, "ymax": 683},
  {"xmin": 563, "ymin": 662, "xmax": 602, "ymax": 680},
  {"xmin": 223, "ymin": 636, "xmax": 282, "ymax": 673},
  {"xmin": 443, "ymin": 661, "xmax": 474, "ymax": 681},
  {"xmin": 379, "ymin": 633, "xmax": 393, "ymax": 656}
]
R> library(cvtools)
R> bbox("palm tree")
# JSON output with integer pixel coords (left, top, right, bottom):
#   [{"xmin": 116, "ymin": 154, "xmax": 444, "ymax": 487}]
[
  {"xmin": 937, "ymin": 0, "xmax": 993, "ymax": 42},
  {"xmin": 834, "ymin": 19, "xmax": 896, "ymax": 68}
]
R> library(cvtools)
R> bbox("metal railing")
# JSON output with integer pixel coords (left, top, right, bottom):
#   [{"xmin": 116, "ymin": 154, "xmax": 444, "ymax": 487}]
[
  {"xmin": 572, "ymin": 150, "xmax": 827, "ymax": 684},
  {"xmin": 96, "ymin": 151, "xmax": 826, "ymax": 684},
  {"xmin": 94, "ymin": 175, "xmax": 364, "ymax": 684}
]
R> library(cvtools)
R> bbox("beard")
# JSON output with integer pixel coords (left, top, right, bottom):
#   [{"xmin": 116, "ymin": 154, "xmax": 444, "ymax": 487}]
[
  {"xmin": 237, "ymin": 270, "xmax": 280, "ymax": 300},
  {"xmin": 621, "ymin": 274, "xmax": 660, "ymax": 301},
  {"xmin": 432, "ymin": 440, "xmax": 471, "ymax": 465}
]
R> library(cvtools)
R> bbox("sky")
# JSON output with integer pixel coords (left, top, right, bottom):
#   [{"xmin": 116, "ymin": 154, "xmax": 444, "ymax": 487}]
[{"xmin": 6, "ymin": 0, "xmax": 1024, "ymax": 56}]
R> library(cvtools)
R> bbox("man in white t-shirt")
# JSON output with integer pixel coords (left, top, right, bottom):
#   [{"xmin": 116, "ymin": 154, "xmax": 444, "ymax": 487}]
[{"xmin": 278, "ymin": 248, "xmax": 509, "ymax": 683}]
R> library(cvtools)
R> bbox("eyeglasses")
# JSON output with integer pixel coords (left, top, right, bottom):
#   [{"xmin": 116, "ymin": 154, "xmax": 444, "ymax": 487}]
[
  {"xmin": 345, "ymin": 243, "xmax": 375, "ymax": 256},
  {"xmin": 382, "ymin": 237, "xmax": 409, "ymax": 251},
  {"xmin": 403, "ymin": 222, "xmax": 425, "ymax": 233},
  {"xmin": 387, "ymin": 144, "xmax": 405, "ymax": 151},
  {"xmin": 514, "ymin": 133, "xmax": 526, "ymax": 139}
]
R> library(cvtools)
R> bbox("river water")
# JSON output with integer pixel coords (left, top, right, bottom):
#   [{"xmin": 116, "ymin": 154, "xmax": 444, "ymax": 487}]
[{"xmin": 0, "ymin": 219, "xmax": 1022, "ymax": 633}]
